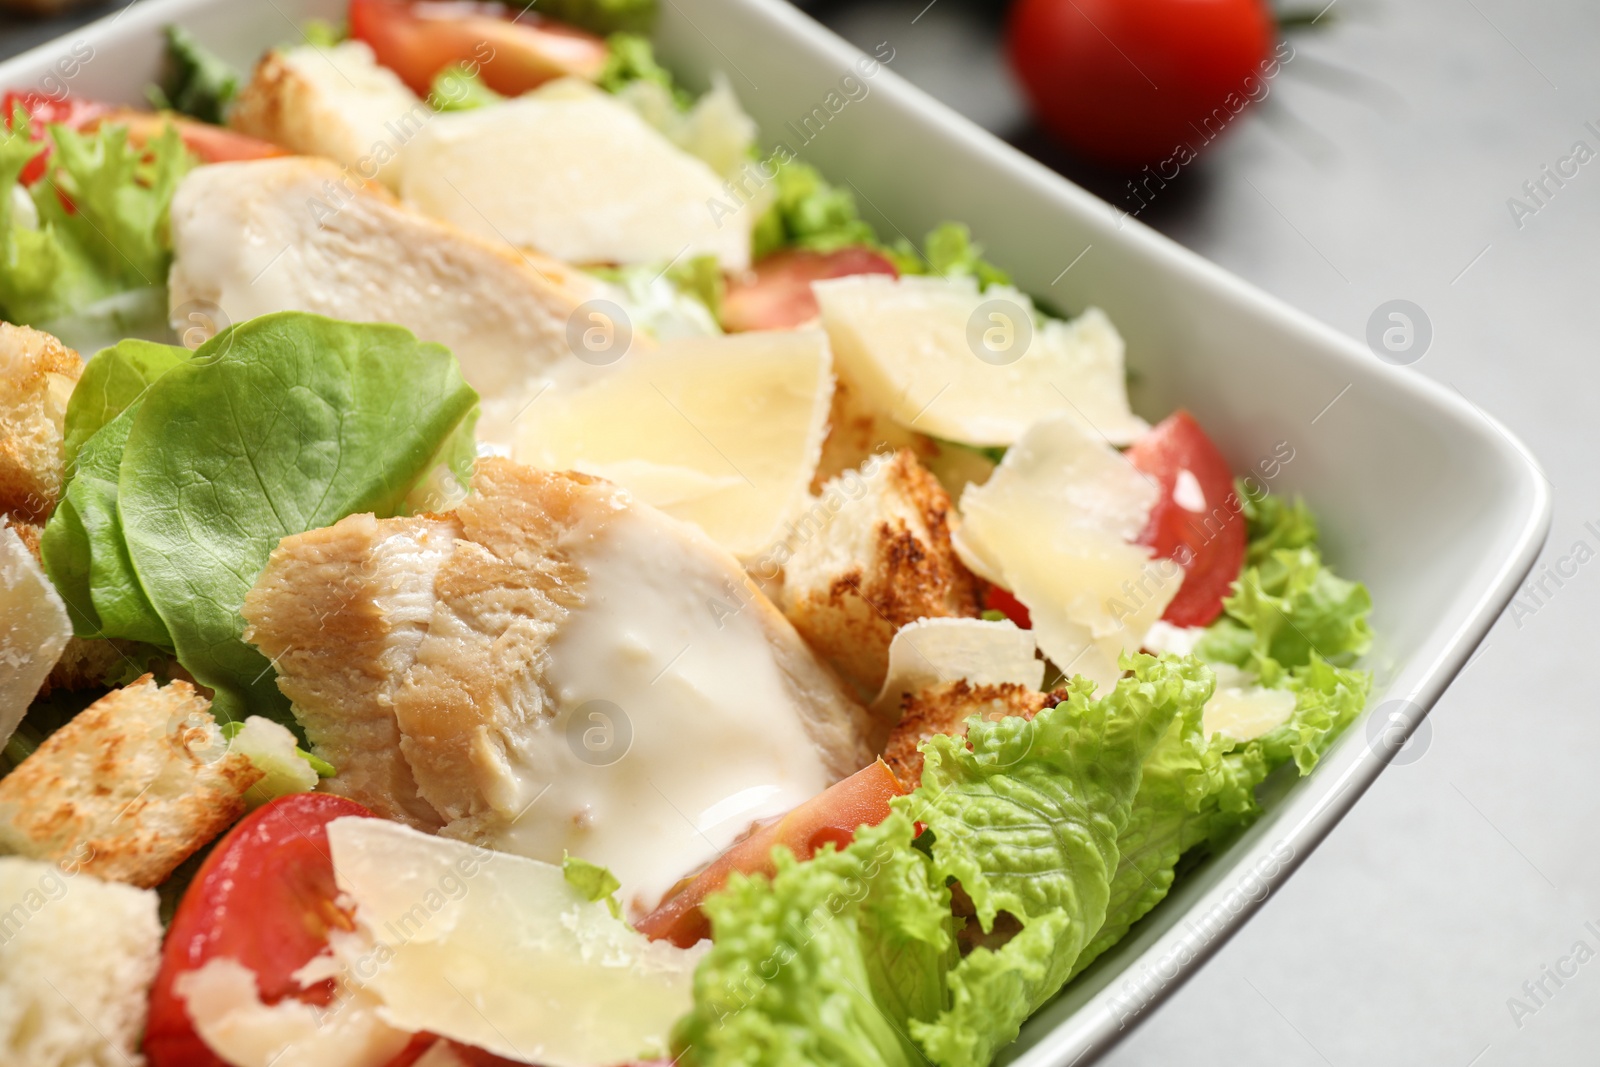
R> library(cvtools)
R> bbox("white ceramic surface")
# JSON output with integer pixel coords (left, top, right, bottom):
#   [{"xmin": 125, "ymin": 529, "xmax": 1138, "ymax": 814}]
[{"xmin": 0, "ymin": 1, "xmax": 1553, "ymax": 1062}]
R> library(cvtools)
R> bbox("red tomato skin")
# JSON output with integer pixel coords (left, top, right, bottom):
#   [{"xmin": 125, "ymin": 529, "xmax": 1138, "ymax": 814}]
[
  {"xmin": 144, "ymin": 793, "xmax": 376, "ymax": 1067},
  {"xmin": 635, "ymin": 760, "xmax": 905, "ymax": 948},
  {"xmin": 1005, "ymin": 0, "xmax": 1275, "ymax": 168},
  {"xmin": 982, "ymin": 585, "xmax": 1033, "ymax": 629},
  {"xmin": 722, "ymin": 247, "xmax": 899, "ymax": 332},
  {"xmin": 2, "ymin": 91, "xmax": 107, "ymax": 184},
  {"xmin": 349, "ymin": 0, "xmax": 607, "ymax": 98},
  {"xmin": 1125, "ymin": 410, "xmax": 1246, "ymax": 628}
]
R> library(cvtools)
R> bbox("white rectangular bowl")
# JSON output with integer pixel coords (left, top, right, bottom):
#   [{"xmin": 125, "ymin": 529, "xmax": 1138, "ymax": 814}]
[{"xmin": 0, "ymin": 0, "xmax": 1552, "ymax": 1062}]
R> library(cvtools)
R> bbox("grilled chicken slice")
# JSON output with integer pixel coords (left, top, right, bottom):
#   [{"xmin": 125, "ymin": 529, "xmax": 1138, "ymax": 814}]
[
  {"xmin": 244, "ymin": 459, "xmax": 874, "ymax": 914},
  {"xmin": 166, "ymin": 156, "xmax": 632, "ymax": 445}
]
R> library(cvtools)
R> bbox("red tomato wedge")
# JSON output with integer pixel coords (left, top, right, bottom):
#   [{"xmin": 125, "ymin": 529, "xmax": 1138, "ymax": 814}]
[
  {"xmin": 636, "ymin": 760, "xmax": 905, "ymax": 948},
  {"xmin": 145, "ymin": 793, "xmax": 377, "ymax": 1066},
  {"xmin": 349, "ymin": 0, "xmax": 608, "ymax": 98},
  {"xmin": 93, "ymin": 109, "xmax": 288, "ymax": 164},
  {"xmin": 983, "ymin": 584, "xmax": 1032, "ymax": 629},
  {"xmin": 722, "ymin": 247, "xmax": 899, "ymax": 332},
  {"xmin": 2, "ymin": 91, "xmax": 107, "ymax": 184},
  {"xmin": 1125, "ymin": 410, "xmax": 1245, "ymax": 628}
]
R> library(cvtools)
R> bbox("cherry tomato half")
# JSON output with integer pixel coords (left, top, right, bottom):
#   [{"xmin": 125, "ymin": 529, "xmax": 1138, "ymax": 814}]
[
  {"xmin": 144, "ymin": 793, "xmax": 377, "ymax": 1066},
  {"xmin": 635, "ymin": 760, "xmax": 904, "ymax": 948},
  {"xmin": 983, "ymin": 584, "xmax": 1032, "ymax": 630},
  {"xmin": 1006, "ymin": 0, "xmax": 1276, "ymax": 168},
  {"xmin": 349, "ymin": 0, "xmax": 608, "ymax": 98},
  {"xmin": 1125, "ymin": 409, "xmax": 1245, "ymax": 628},
  {"xmin": 93, "ymin": 109, "xmax": 288, "ymax": 164},
  {"xmin": 722, "ymin": 247, "xmax": 899, "ymax": 332}
]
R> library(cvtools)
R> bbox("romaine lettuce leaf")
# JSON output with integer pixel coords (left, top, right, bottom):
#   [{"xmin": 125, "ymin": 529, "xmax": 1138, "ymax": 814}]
[
  {"xmin": 907, "ymin": 654, "xmax": 1210, "ymax": 1067},
  {"xmin": 147, "ymin": 24, "xmax": 241, "ymax": 124},
  {"xmin": 674, "ymin": 813, "xmax": 954, "ymax": 1067},
  {"xmin": 61, "ymin": 338, "xmax": 189, "ymax": 468}
]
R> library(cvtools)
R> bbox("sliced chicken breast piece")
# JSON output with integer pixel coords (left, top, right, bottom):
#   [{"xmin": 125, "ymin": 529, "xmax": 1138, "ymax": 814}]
[
  {"xmin": 244, "ymin": 459, "xmax": 874, "ymax": 914},
  {"xmin": 167, "ymin": 156, "xmax": 632, "ymax": 445}
]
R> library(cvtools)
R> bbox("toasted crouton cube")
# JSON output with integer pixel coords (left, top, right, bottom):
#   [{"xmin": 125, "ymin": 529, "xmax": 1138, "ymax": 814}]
[
  {"xmin": 0, "ymin": 856, "xmax": 162, "ymax": 1067},
  {"xmin": 229, "ymin": 42, "xmax": 427, "ymax": 190},
  {"xmin": 781, "ymin": 449, "xmax": 980, "ymax": 696},
  {"xmin": 0, "ymin": 676, "xmax": 262, "ymax": 888},
  {"xmin": 883, "ymin": 679, "xmax": 1051, "ymax": 786},
  {"xmin": 0, "ymin": 322, "xmax": 81, "ymax": 523}
]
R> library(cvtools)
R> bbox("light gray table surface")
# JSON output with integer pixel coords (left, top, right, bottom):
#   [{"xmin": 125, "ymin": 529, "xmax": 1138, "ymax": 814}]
[{"xmin": 2, "ymin": 0, "xmax": 1595, "ymax": 1063}]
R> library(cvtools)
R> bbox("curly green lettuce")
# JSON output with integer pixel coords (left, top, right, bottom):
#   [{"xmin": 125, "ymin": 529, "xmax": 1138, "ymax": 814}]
[
  {"xmin": 675, "ymin": 653, "xmax": 1210, "ymax": 1067},
  {"xmin": 0, "ymin": 111, "xmax": 190, "ymax": 325}
]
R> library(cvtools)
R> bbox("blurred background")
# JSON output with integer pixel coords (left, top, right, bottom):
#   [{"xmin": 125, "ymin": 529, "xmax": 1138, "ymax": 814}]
[{"xmin": 4, "ymin": 0, "xmax": 1599, "ymax": 1062}]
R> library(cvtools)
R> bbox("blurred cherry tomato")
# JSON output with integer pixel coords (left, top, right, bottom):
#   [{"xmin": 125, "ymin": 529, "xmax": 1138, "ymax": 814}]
[
  {"xmin": 722, "ymin": 247, "xmax": 899, "ymax": 332},
  {"xmin": 350, "ymin": 0, "xmax": 608, "ymax": 98},
  {"xmin": 1125, "ymin": 410, "xmax": 1245, "ymax": 627},
  {"xmin": 93, "ymin": 109, "xmax": 288, "ymax": 164},
  {"xmin": 1005, "ymin": 0, "xmax": 1276, "ymax": 168}
]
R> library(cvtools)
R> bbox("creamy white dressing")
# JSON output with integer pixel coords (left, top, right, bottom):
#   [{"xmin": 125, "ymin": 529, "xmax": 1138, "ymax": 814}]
[{"xmin": 489, "ymin": 504, "xmax": 832, "ymax": 915}]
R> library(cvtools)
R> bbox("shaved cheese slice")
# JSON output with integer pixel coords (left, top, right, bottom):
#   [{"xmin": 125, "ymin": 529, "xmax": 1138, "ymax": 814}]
[
  {"xmin": 327, "ymin": 817, "xmax": 703, "ymax": 1067},
  {"xmin": 0, "ymin": 525, "xmax": 71, "ymax": 747},
  {"xmin": 872, "ymin": 617, "xmax": 1043, "ymax": 717},
  {"xmin": 402, "ymin": 80, "xmax": 752, "ymax": 269},
  {"xmin": 175, "ymin": 957, "xmax": 412, "ymax": 1067},
  {"xmin": 514, "ymin": 331, "xmax": 833, "ymax": 558},
  {"xmin": 1203, "ymin": 664, "xmax": 1298, "ymax": 742},
  {"xmin": 814, "ymin": 274, "xmax": 1147, "ymax": 446},
  {"xmin": 953, "ymin": 414, "xmax": 1175, "ymax": 690}
]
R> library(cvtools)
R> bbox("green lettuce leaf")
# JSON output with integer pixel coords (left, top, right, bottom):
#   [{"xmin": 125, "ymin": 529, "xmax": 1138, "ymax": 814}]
[
  {"xmin": 107, "ymin": 312, "xmax": 479, "ymax": 725},
  {"xmin": 598, "ymin": 34, "xmax": 690, "ymax": 108},
  {"xmin": 1194, "ymin": 546, "xmax": 1372, "ymax": 673},
  {"xmin": 1241, "ymin": 487, "xmax": 1318, "ymax": 565},
  {"xmin": 0, "ymin": 112, "xmax": 190, "ymax": 325},
  {"xmin": 534, "ymin": 0, "xmax": 657, "ymax": 37},
  {"xmin": 61, "ymin": 338, "xmax": 189, "ymax": 469},
  {"xmin": 562, "ymin": 853, "xmax": 624, "ymax": 919},
  {"xmin": 750, "ymin": 158, "xmax": 878, "ymax": 259},
  {"xmin": 892, "ymin": 223, "xmax": 1010, "ymax": 289},
  {"xmin": 147, "ymin": 24, "xmax": 241, "ymax": 124},
  {"xmin": 673, "ymin": 813, "xmax": 954, "ymax": 1067},
  {"xmin": 43, "ymin": 339, "xmax": 191, "ymax": 643},
  {"xmin": 430, "ymin": 63, "xmax": 504, "ymax": 112},
  {"xmin": 907, "ymin": 654, "xmax": 1210, "ymax": 1067}
]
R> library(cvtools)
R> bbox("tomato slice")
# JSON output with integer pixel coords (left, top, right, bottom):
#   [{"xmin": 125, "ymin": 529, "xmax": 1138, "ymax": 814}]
[
  {"xmin": 2, "ymin": 91, "xmax": 107, "ymax": 184},
  {"xmin": 635, "ymin": 760, "xmax": 905, "ymax": 948},
  {"xmin": 144, "ymin": 793, "xmax": 377, "ymax": 1066},
  {"xmin": 1124, "ymin": 409, "xmax": 1245, "ymax": 627},
  {"xmin": 983, "ymin": 584, "xmax": 1032, "ymax": 629},
  {"xmin": 93, "ymin": 109, "xmax": 288, "ymax": 164},
  {"xmin": 349, "ymin": 0, "xmax": 608, "ymax": 98},
  {"xmin": 722, "ymin": 247, "xmax": 899, "ymax": 332}
]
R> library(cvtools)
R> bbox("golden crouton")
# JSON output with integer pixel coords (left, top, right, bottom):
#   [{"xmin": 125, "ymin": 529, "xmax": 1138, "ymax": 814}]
[
  {"xmin": 229, "ymin": 42, "xmax": 427, "ymax": 191},
  {"xmin": 0, "ymin": 676, "xmax": 262, "ymax": 888},
  {"xmin": 884, "ymin": 679, "xmax": 1052, "ymax": 787},
  {"xmin": 811, "ymin": 374, "xmax": 938, "ymax": 493},
  {"xmin": 0, "ymin": 322, "xmax": 81, "ymax": 524},
  {"xmin": 781, "ymin": 449, "xmax": 981, "ymax": 697}
]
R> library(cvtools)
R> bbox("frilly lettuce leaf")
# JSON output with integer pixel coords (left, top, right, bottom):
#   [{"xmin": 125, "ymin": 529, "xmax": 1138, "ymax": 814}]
[
  {"xmin": 1195, "ymin": 543, "xmax": 1372, "ymax": 674},
  {"xmin": 907, "ymin": 653, "xmax": 1210, "ymax": 1067},
  {"xmin": 751, "ymin": 158, "xmax": 878, "ymax": 259},
  {"xmin": 673, "ymin": 813, "xmax": 954, "ymax": 1067},
  {"xmin": 0, "ymin": 110, "xmax": 190, "ymax": 325},
  {"xmin": 891, "ymin": 222, "xmax": 1011, "ymax": 289}
]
